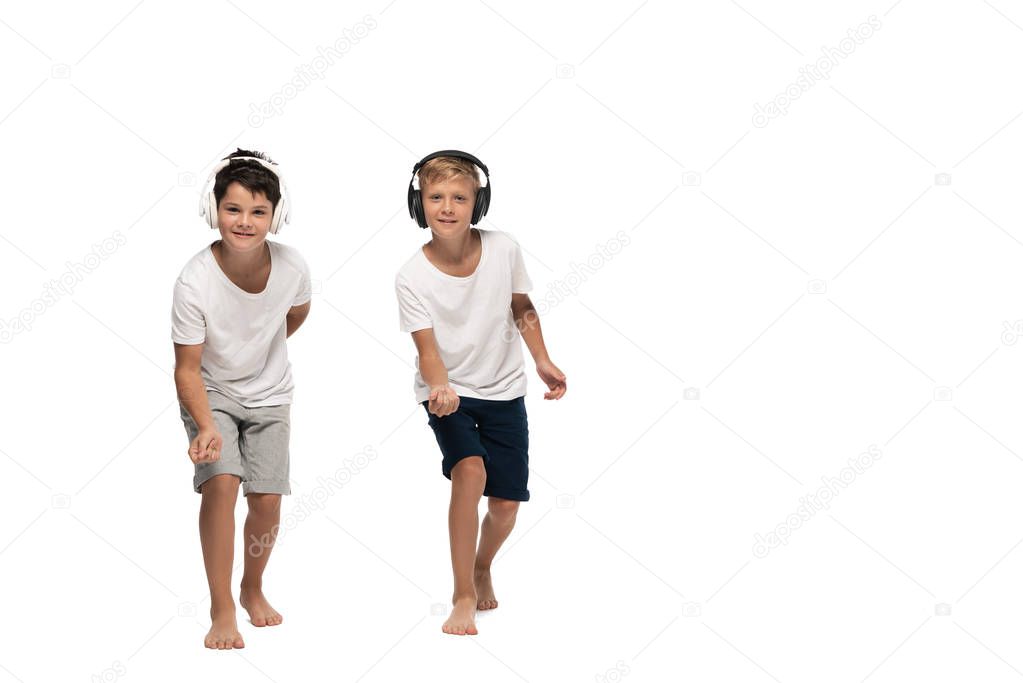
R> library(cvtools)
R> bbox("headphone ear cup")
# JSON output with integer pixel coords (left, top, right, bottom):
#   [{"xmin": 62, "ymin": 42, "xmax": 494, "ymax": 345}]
[
  {"xmin": 207, "ymin": 190, "xmax": 219, "ymax": 230},
  {"xmin": 471, "ymin": 196, "xmax": 481, "ymax": 226},
  {"xmin": 270, "ymin": 201, "xmax": 282, "ymax": 234},
  {"xmin": 409, "ymin": 187, "xmax": 427, "ymax": 229},
  {"xmin": 271, "ymin": 179, "xmax": 290, "ymax": 234},
  {"xmin": 473, "ymin": 184, "xmax": 491, "ymax": 225},
  {"xmin": 415, "ymin": 191, "xmax": 427, "ymax": 228}
]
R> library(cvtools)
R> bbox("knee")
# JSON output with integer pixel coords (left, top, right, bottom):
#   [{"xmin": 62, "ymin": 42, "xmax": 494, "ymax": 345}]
[
  {"xmin": 201, "ymin": 474, "xmax": 240, "ymax": 499},
  {"xmin": 247, "ymin": 493, "xmax": 282, "ymax": 517},
  {"xmin": 488, "ymin": 498, "xmax": 519, "ymax": 524},
  {"xmin": 451, "ymin": 456, "xmax": 486, "ymax": 490}
]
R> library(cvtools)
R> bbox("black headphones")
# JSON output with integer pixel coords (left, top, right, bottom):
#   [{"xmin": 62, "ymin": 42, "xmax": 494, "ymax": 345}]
[{"xmin": 407, "ymin": 150, "xmax": 491, "ymax": 229}]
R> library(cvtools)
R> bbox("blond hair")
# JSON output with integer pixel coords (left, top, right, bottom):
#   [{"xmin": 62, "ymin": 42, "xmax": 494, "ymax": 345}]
[{"xmin": 417, "ymin": 156, "xmax": 481, "ymax": 191}]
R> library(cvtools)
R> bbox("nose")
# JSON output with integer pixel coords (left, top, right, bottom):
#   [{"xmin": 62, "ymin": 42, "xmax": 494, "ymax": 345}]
[{"xmin": 441, "ymin": 198, "xmax": 454, "ymax": 214}]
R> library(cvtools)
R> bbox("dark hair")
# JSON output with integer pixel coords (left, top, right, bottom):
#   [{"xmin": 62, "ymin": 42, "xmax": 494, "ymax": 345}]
[{"xmin": 212, "ymin": 149, "xmax": 282, "ymax": 210}]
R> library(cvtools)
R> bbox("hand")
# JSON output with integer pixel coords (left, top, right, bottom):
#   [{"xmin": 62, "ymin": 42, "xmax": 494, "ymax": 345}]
[
  {"xmin": 428, "ymin": 385, "xmax": 460, "ymax": 417},
  {"xmin": 536, "ymin": 359, "xmax": 566, "ymax": 400},
  {"xmin": 189, "ymin": 427, "xmax": 223, "ymax": 463}
]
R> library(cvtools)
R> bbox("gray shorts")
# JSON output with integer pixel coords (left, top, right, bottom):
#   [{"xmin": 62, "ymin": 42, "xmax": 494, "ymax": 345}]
[{"xmin": 180, "ymin": 390, "xmax": 291, "ymax": 496}]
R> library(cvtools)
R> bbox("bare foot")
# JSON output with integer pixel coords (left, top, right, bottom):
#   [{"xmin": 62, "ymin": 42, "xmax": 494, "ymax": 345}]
[
  {"xmin": 205, "ymin": 606, "xmax": 245, "ymax": 650},
  {"xmin": 474, "ymin": 568, "xmax": 498, "ymax": 610},
  {"xmin": 443, "ymin": 596, "xmax": 478, "ymax": 635},
  {"xmin": 240, "ymin": 588, "xmax": 283, "ymax": 627}
]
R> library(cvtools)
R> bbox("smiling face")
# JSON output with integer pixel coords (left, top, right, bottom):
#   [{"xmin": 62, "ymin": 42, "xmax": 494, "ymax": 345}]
[
  {"xmin": 216, "ymin": 181, "xmax": 273, "ymax": 252},
  {"xmin": 421, "ymin": 175, "xmax": 476, "ymax": 239}
]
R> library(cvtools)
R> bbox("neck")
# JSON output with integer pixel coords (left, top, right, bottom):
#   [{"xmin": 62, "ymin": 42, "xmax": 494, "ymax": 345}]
[
  {"xmin": 428, "ymin": 228, "xmax": 476, "ymax": 264},
  {"xmin": 215, "ymin": 239, "xmax": 269, "ymax": 274}
]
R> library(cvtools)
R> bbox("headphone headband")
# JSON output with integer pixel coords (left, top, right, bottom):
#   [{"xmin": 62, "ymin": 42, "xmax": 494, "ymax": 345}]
[{"xmin": 411, "ymin": 149, "xmax": 490, "ymax": 180}]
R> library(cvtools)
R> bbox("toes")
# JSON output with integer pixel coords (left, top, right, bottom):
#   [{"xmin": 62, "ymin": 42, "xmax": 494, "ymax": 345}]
[{"xmin": 444, "ymin": 622, "xmax": 467, "ymax": 635}]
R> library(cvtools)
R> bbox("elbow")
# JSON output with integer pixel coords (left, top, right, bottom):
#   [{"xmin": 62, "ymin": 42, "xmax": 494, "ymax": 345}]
[
  {"xmin": 419, "ymin": 350, "xmax": 442, "ymax": 367},
  {"xmin": 513, "ymin": 304, "xmax": 539, "ymax": 328},
  {"xmin": 173, "ymin": 366, "xmax": 201, "ymax": 388}
]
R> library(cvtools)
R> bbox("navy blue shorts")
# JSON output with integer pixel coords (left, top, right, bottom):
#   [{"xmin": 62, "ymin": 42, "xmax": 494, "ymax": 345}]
[{"xmin": 422, "ymin": 395, "xmax": 530, "ymax": 502}]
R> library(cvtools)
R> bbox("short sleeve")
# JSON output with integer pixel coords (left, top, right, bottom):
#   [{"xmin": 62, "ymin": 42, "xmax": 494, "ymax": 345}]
[
  {"xmin": 395, "ymin": 274, "xmax": 432, "ymax": 333},
  {"xmin": 510, "ymin": 238, "xmax": 533, "ymax": 293},
  {"xmin": 293, "ymin": 253, "xmax": 312, "ymax": 306},
  {"xmin": 171, "ymin": 277, "xmax": 206, "ymax": 345}
]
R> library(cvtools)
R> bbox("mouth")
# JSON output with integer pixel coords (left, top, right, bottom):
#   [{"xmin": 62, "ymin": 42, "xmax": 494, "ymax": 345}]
[
  {"xmin": 436, "ymin": 218, "xmax": 458, "ymax": 224},
  {"xmin": 232, "ymin": 231, "xmax": 256, "ymax": 238}
]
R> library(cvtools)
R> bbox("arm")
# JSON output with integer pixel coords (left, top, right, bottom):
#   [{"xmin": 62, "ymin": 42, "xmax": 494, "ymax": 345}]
[
  {"xmin": 287, "ymin": 300, "xmax": 311, "ymax": 338},
  {"xmin": 173, "ymin": 343, "xmax": 222, "ymax": 463},
  {"xmin": 411, "ymin": 328, "xmax": 460, "ymax": 416},
  {"xmin": 511, "ymin": 293, "xmax": 567, "ymax": 400}
]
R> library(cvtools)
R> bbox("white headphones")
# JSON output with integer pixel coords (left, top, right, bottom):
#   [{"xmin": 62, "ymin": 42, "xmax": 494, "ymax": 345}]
[{"xmin": 199, "ymin": 156, "xmax": 291, "ymax": 233}]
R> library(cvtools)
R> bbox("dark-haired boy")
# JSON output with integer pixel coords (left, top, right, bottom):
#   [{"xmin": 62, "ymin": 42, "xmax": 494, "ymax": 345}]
[{"xmin": 172, "ymin": 149, "xmax": 311, "ymax": 649}]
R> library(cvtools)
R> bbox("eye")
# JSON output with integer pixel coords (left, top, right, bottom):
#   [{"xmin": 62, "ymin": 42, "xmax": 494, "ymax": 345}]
[
  {"xmin": 227, "ymin": 207, "xmax": 238, "ymax": 213},
  {"xmin": 254, "ymin": 209, "xmax": 266, "ymax": 215},
  {"xmin": 430, "ymin": 194, "xmax": 440, "ymax": 200},
  {"xmin": 455, "ymin": 196, "xmax": 466, "ymax": 201}
]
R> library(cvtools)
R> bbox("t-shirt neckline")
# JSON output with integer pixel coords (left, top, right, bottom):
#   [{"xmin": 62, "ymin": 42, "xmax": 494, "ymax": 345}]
[
  {"xmin": 208, "ymin": 241, "xmax": 274, "ymax": 298},
  {"xmin": 419, "ymin": 228, "xmax": 487, "ymax": 282}
]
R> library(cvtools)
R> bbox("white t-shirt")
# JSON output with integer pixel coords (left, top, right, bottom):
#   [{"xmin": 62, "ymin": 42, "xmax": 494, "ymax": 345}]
[
  {"xmin": 395, "ymin": 229, "xmax": 533, "ymax": 403},
  {"xmin": 171, "ymin": 241, "xmax": 311, "ymax": 407}
]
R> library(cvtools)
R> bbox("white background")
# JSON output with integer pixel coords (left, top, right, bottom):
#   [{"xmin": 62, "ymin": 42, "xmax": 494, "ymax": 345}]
[{"xmin": 1, "ymin": 1, "xmax": 1022, "ymax": 681}]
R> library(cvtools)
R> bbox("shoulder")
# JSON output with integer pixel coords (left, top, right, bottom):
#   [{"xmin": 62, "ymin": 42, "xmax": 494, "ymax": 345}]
[
  {"xmin": 480, "ymin": 230, "xmax": 527, "ymax": 270},
  {"xmin": 175, "ymin": 244, "xmax": 215, "ymax": 287},
  {"xmin": 269, "ymin": 241, "xmax": 310, "ymax": 277},
  {"xmin": 480, "ymin": 228, "xmax": 523, "ymax": 254},
  {"xmin": 395, "ymin": 246, "xmax": 427, "ymax": 286},
  {"xmin": 269, "ymin": 240, "xmax": 308, "ymax": 268}
]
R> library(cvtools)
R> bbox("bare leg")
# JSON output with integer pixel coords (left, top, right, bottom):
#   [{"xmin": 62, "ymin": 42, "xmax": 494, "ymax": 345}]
[
  {"xmin": 199, "ymin": 474, "xmax": 245, "ymax": 649},
  {"xmin": 444, "ymin": 456, "xmax": 486, "ymax": 635},
  {"xmin": 240, "ymin": 493, "xmax": 283, "ymax": 627},
  {"xmin": 474, "ymin": 497, "xmax": 519, "ymax": 610}
]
